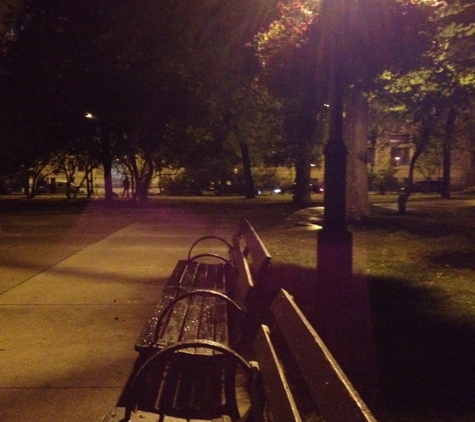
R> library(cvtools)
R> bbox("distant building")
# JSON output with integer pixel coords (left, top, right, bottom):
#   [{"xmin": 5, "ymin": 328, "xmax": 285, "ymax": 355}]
[
  {"xmin": 269, "ymin": 133, "xmax": 474, "ymax": 194},
  {"xmin": 368, "ymin": 134, "xmax": 474, "ymax": 189}
]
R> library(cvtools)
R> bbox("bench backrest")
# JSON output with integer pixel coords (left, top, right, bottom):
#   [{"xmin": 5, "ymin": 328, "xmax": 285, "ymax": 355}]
[
  {"xmin": 231, "ymin": 218, "xmax": 272, "ymax": 307},
  {"xmin": 237, "ymin": 218, "xmax": 271, "ymax": 280},
  {"xmin": 254, "ymin": 289, "xmax": 377, "ymax": 422}
]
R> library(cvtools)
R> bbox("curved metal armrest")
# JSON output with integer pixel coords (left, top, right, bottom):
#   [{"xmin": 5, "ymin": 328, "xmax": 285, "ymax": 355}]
[
  {"xmin": 123, "ymin": 340, "xmax": 258, "ymax": 422},
  {"xmin": 187, "ymin": 253, "xmax": 237, "ymax": 275},
  {"xmin": 187, "ymin": 235, "xmax": 233, "ymax": 261},
  {"xmin": 188, "ymin": 253, "xmax": 232, "ymax": 266},
  {"xmin": 152, "ymin": 289, "xmax": 244, "ymax": 345}
]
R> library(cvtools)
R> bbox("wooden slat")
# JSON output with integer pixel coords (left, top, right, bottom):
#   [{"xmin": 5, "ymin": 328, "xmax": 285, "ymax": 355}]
[
  {"xmin": 231, "ymin": 234, "xmax": 253, "ymax": 307},
  {"xmin": 272, "ymin": 290, "xmax": 377, "ymax": 422},
  {"xmin": 168, "ymin": 260, "xmax": 189, "ymax": 287},
  {"xmin": 133, "ymin": 352, "xmax": 233, "ymax": 420},
  {"xmin": 137, "ymin": 261, "xmax": 231, "ymax": 353},
  {"xmin": 213, "ymin": 292, "xmax": 228, "ymax": 345},
  {"xmin": 160, "ymin": 293, "xmax": 190, "ymax": 345},
  {"xmin": 163, "ymin": 416, "xmax": 232, "ymax": 422},
  {"xmin": 102, "ymin": 407, "xmax": 232, "ymax": 421},
  {"xmin": 210, "ymin": 264, "xmax": 226, "ymax": 292},
  {"xmin": 238, "ymin": 219, "xmax": 271, "ymax": 281},
  {"xmin": 181, "ymin": 295, "xmax": 203, "ymax": 343},
  {"xmin": 254, "ymin": 325, "xmax": 302, "ymax": 422},
  {"xmin": 179, "ymin": 260, "xmax": 199, "ymax": 290},
  {"xmin": 159, "ymin": 262, "xmax": 200, "ymax": 346},
  {"xmin": 135, "ymin": 260, "xmax": 195, "ymax": 349}
]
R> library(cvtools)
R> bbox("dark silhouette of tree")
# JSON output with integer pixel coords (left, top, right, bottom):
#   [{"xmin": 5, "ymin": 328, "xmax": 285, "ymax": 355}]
[
  {"xmin": 256, "ymin": 2, "xmax": 325, "ymax": 205},
  {"xmin": 1, "ymin": 0, "xmax": 280, "ymax": 201}
]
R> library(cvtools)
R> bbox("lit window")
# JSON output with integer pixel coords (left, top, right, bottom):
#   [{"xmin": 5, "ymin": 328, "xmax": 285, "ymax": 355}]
[{"xmin": 391, "ymin": 148, "xmax": 409, "ymax": 165}]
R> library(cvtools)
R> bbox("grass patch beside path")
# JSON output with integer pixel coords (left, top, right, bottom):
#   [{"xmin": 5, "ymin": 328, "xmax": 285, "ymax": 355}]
[{"xmin": 1, "ymin": 193, "xmax": 474, "ymax": 421}]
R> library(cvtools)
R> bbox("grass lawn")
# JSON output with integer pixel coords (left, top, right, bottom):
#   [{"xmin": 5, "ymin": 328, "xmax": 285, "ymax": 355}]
[
  {"xmin": 253, "ymin": 193, "xmax": 475, "ymax": 422},
  {"xmin": 353, "ymin": 198, "xmax": 475, "ymax": 422},
  {"xmin": 1, "ymin": 192, "xmax": 474, "ymax": 421}
]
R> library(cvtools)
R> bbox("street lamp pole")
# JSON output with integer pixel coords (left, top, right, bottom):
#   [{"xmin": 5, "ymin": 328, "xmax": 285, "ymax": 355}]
[
  {"xmin": 312, "ymin": 2, "xmax": 380, "ymax": 405},
  {"xmin": 316, "ymin": 21, "xmax": 353, "ymax": 289}
]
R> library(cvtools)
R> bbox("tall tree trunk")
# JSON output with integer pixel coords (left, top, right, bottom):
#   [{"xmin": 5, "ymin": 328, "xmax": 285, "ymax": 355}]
[
  {"xmin": 345, "ymin": 88, "xmax": 370, "ymax": 221},
  {"xmin": 128, "ymin": 151, "xmax": 139, "ymax": 200},
  {"xmin": 138, "ymin": 159, "xmax": 154, "ymax": 203},
  {"xmin": 442, "ymin": 107, "xmax": 457, "ymax": 199},
  {"xmin": 293, "ymin": 154, "xmax": 312, "ymax": 205},
  {"xmin": 24, "ymin": 171, "xmax": 30, "ymax": 198},
  {"xmin": 293, "ymin": 99, "xmax": 317, "ymax": 206},
  {"xmin": 100, "ymin": 123, "xmax": 113, "ymax": 202},
  {"xmin": 87, "ymin": 168, "xmax": 94, "ymax": 197},
  {"xmin": 405, "ymin": 125, "xmax": 431, "ymax": 201},
  {"xmin": 239, "ymin": 141, "xmax": 255, "ymax": 199}
]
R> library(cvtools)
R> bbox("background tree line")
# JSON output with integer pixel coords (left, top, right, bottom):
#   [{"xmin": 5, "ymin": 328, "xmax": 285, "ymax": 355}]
[{"xmin": 0, "ymin": 0, "xmax": 474, "ymax": 214}]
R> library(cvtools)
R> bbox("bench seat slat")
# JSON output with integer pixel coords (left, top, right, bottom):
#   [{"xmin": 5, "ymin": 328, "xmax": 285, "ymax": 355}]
[
  {"xmin": 213, "ymin": 295, "xmax": 229, "ymax": 345},
  {"xmin": 167, "ymin": 260, "xmax": 188, "ymax": 288},
  {"xmin": 178, "ymin": 260, "xmax": 198, "ymax": 290},
  {"xmin": 102, "ymin": 408, "xmax": 232, "ymax": 421},
  {"xmin": 135, "ymin": 260, "xmax": 230, "ymax": 351},
  {"xmin": 102, "ymin": 355, "xmax": 235, "ymax": 422},
  {"xmin": 179, "ymin": 295, "xmax": 202, "ymax": 344},
  {"xmin": 142, "ymin": 354, "xmax": 232, "ymax": 416},
  {"xmin": 142, "ymin": 260, "xmax": 201, "ymax": 348},
  {"xmin": 161, "ymin": 296, "xmax": 192, "ymax": 345},
  {"xmin": 134, "ymin": 288, "xmax": 179, "ymax": 350}
]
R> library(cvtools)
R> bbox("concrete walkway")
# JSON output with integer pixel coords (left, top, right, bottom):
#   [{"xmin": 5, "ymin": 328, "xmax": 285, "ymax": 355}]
[{"xmin": 0, "ymin": 207, "xmax": 235, "ymax": 421}]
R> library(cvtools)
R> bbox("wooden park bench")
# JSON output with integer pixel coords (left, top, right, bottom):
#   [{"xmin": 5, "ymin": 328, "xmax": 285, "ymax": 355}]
[
  {"xmin": 102, "ymin": 212, "xmax": 377, "ymax": 422},
  {"xmin": 253, "ymin": 288, "xmax": 378, "ymax": 422},
  {"xmin": 102, "ymin": 218, "xmax": 272, "ymax": 422},
  {"xmin": 102, "ymin": 288, "xmax": 378, "ymax": 422},
  {"xmin": 133, "ymin": 218, "xmax": 272, "ymax": 357}
]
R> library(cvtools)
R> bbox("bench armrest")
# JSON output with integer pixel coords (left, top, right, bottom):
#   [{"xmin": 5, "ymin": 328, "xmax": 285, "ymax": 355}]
[
  {"xmin": 187, "ymin": 235, "xmax": 233, "ymax": 261},
  {"xmin": 122, "ymin": 340, "xmax": 259, "ymax": 422},
  {"xmin": 188, "ymin": 253, "xmax": 236, "ymax": 271}
]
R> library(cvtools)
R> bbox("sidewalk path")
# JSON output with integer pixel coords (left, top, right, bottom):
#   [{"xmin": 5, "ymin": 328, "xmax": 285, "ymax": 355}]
[{"xmin": 0, "ymin": 206, "xmax": 234, "ymax": 421}]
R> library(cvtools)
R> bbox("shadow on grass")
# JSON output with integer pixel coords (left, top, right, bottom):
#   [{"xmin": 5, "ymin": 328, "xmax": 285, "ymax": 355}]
[
  {"xmin": 269, "ymin": 263, "xmax": 475, "ymax": 419},
  {"xmin": 426, "ymin": 249, "xmax": 475, "ymax": 270},
  {"xmin": 370, "ymin": 275, "xmax": 475, "ymax": 416}
]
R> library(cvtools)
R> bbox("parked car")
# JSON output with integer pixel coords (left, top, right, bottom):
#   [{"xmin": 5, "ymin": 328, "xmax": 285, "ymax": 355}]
[
  {"xmin": 279, "ymin": 183, "xmax": 324, "ymax": 195},
  {"xmin": 37, "ymin": 182, "xmax": 83, "ymax": 194},
  {"xmin": 312, "ymin": 184, "xmax": 324, "ymax": 194},
  {"xmin": 410, "ymin": 180, "xmax": 443, "ymax": 193}
]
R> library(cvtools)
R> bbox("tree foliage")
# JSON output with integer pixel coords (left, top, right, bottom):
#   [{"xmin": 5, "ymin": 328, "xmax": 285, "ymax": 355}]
[
  {"xmin": 255, "ymin": 2, "xmax": 326, "ymax": 204},
  {"xmin": 2, "ymin": 0, "xmax": 474, "ymax": 203},
  {"xmin": 372, "ymin": 0, "xmax": 475, "ymax": 197},
  {"xmin": 1, "ymin": 0, "xmax": 281, "ymax": 199}
]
